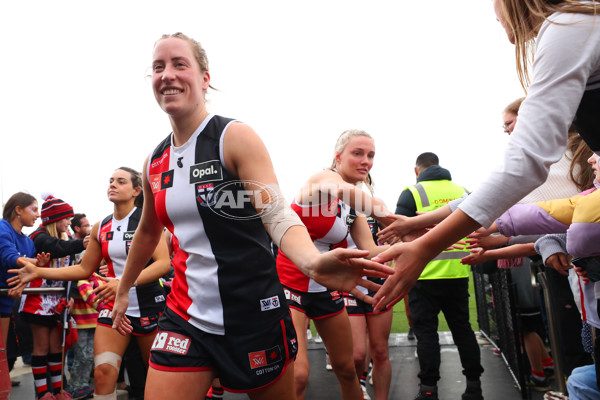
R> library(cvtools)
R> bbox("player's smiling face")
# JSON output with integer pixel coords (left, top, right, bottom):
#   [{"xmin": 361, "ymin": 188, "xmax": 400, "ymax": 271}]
[
  {"xmin": 108, "ymin": 169, "xmax": 140, "ymax": 205},
  {"xmin": 151, "ymin": 37, "xmax": 210, "ymax": 119}
]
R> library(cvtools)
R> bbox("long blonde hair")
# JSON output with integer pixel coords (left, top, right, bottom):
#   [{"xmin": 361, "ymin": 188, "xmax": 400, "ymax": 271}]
[
  {"xmin": 45, "ymin": 222, "xmax": 68, "ymax": 268},
  {"xmin": 501, "ymin": 0, "xmax": 597, "ymax": 90},
  {"xmin": 330, "ymin": 129, "xmax": 375, "ymax": 194}
]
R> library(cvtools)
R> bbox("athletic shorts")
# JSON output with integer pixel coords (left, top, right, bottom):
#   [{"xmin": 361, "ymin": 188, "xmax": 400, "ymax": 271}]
[
  {"xmin": 20, "ymin": 312, "xmax": 59, "ymax": 327},
  {"xmin": 343, "ymin": 293, "xmax": 391, "ymax": 316},
  {"xmin": 282, "ymin": 285, "xmax": 344, "ymax": 319},
  {"xmin": 149, "ymin": 307, "xmax": 298, "ymax": 393},
  {"xmin": 97, "ymin": 308, "xmax": 160, "ymax": 336}
]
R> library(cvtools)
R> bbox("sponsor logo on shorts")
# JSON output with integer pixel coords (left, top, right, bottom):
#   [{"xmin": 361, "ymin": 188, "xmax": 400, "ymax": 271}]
[
  {"xmin": 155, "ymin": 295, "xmax": 165, "ymax": 303},
  {"xmin": 260, "ymin": 295, "xmax": 281, "ymax": 311},
  {"xmin": 99, "ymin": 309, "xmax": 111, "ymax": 319},
  {"xmin": 189, "ymin": 160, "xmax": 223, "ymax": 184},
  {"xmin": 330, "ymin": 291, "xmax": 341, "ymax": 301},
  {"xmin": 248, "ymin": 345, "xmax": 282, "ymax": 370},
  {"xmin": 283, "ymin": 289, "xmax": 302, "ymax": 305},
  {"xmin": 151, "ymin": 332, "xmax": 191, "ymax": 355},
  {"xmin": 140, "ymin": 317, "xmax": 150, "ymax": 326},
  {"xmin": 344, "ymin": 297, "xmax": 357, "ymax": 307}
]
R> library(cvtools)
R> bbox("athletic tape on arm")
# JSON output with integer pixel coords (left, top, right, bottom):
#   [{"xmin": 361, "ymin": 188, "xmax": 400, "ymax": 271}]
[{"xmin": 258, "ymin": 184, "xmax": 304, "ymax": 247}]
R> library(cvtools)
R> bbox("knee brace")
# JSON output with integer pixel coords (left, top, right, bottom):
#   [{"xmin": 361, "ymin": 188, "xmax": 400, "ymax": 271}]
[{"xmin": 94, "ymin": 351, "xmax": 122, "ymax": 372}]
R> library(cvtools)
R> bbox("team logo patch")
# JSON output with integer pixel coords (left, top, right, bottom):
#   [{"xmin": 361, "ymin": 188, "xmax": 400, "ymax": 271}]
[
  {"xmin": 330, "ymin": 291, "xmax": 341, "ymax": 301},
  {"xmin": 284, "ymin": 289, "xmax": 302, "ymax": 305},
  {"xmin": 248, "ymin": 345, "xmax": 282, "ymax": 369},
  {"xmin": 189, "ymin": 160, "xmax": 223, "ymax": 184},
  {"xmin": 151, "ymin": 331, "xmax": 191, "ymax": 355},
  {"xmin": 260, "ymin": 295, "xmax": 281, "ymax": 311},
  {"xmin": 290, "ymin": 338, "xmax": 298, "ymax": 354},
  {"xmin": 140, "ymin": 317, "xmax": 150, "ymax": 327},
  {"xmin": 196, "ymin": 183, "xmax": 218, "ymax": 207},
  {"xmin": 105, "ymin": 232, "xmax": 114, "ymax": 241},
  {"xmin": 155, "ymin": 295, "xmax": 165, "ymax": 303}
]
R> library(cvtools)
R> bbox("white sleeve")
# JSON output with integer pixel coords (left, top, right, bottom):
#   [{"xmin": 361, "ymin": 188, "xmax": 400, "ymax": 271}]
[{"xmin": 459, "ymin": 12, "xmax": 600, "ymax": 228}]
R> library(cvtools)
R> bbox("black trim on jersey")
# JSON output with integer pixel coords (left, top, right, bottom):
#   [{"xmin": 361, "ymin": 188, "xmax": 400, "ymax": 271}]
[
  {"xmin": 100, "ymin": 208, "xmax": 165, "ymax": 317},
  {"xmin": 575, "ymin": 87, "xmax": 600, "ymax": 152},
  {"xmin": 190, "ymin": 115, "xmax": 288, "ymax": 334}
]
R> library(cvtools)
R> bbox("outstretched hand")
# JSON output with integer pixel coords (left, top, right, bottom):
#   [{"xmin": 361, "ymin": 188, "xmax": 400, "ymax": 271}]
[
  {"xmin": 36, "ymin": 252, "xmax": 51, "ymax": 267},
  {"xmin": 93, "ymin": 276, "xmax": 119, "ymax": 304},
  {"xmin": 376, "ymin": 215, "xmax": 430, "ymax": 245},
  {"xmin": 460, "ymin": 248, "xmax": 489, "ymax": 266},
  {"xmin": 369, "ymin": 242, "xmax": 430, "ymax": 312},
  {"xmin": 309, "ymin": 248, "xmax": 394, "ymax": 303},
  {"xmin": 7, "ymin": 263, "xmax": 40, "ymax": 287},
  {"xmin": 545, "ymin": 253, "xmax": 571, "ymax": 276}
]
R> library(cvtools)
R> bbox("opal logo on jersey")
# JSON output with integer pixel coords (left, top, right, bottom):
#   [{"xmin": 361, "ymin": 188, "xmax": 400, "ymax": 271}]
[
  {"xmin": 260, "ymin": 295, "xmax": 281, "ymax": 311},
  {"xmin": 189, "ymin": 160, "xmax": 223, "ymax": 184},
  {"xmin": 151, "ymin": 332, "xmax": 191, "ymax": 355},
  {"xmin": 248, "ymin": 345, "xmax": 282, "ymax": 369},
  {"xmin": 123, "ymin": 231, "xmax": 135, "ymax": 241}
]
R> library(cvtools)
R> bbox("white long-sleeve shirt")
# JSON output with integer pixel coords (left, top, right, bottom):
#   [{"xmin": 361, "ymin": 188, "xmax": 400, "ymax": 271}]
[{"xmin": 460, "ymin": 11, "xmax": 600, "ymax": 228}]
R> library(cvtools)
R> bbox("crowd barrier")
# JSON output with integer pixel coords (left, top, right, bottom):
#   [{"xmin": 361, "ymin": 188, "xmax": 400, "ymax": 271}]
[{"xmin": 473, "ymin": 264, "xmax": 568, "ymax": 398}]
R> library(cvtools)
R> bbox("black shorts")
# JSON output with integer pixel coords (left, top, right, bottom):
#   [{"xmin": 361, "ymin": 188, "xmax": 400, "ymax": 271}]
[
  {"xmin": 149, "ymin": 307, "xmax": 297, "ymax": 393},
  {"xmin": 343, "ymin": 293, "xmax": 391, "ymax": 316},
  {"xmin": 20, "ymin": 312, "xmax": 59, "ymax": 327},
  {"xmin": 97, "ymin": 308, "xmax": 160, "ymax": 336},
  {"xmin": 282, "ymin": 286, "xmax": 345, "ymax": 319}
]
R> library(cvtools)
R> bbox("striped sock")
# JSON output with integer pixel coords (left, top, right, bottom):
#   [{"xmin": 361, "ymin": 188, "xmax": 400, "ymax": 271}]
[
  {"xmin": 211, "ymin": 386, "xmax": 224, "ymax": 399},
  {"xmin": 48, "ymin": 352, "xmax": 63, "ymax": 394},
  {"xmin": 542, "ymin": 357, "xmax": 554, "ymax": 368},
  {"xmin": 31, "ymin": 355, "xmax": 49, "ymax": 398},
  {"xmin": 531, "ymin": 369, "xmax": 545, "ymax": 381}
]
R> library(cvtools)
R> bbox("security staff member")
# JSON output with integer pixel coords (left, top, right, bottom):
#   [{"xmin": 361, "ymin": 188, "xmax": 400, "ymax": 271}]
[{"xmin": 395, "ymin": 152, "xmax": 484, "ymax": 400}]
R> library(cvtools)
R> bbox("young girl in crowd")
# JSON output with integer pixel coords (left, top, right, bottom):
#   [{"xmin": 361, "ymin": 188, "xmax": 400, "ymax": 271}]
[
  {"xmin": 10, "ymin": 169, "xmax": 170, "ymax": 400},
  {"xmin": 108, "ymin": 33, "xmax": 392, "ymax": 400},
  {"xmin": 276, "ymin": 129, "xmax": 392, "ymax": 400},
  {"xmin": 0, "ymin": 192, "xmax": 46, "ymax": 395},
  {"xmin": 19, "ymin": 195, "xmax": 86, "ymax": 400}
]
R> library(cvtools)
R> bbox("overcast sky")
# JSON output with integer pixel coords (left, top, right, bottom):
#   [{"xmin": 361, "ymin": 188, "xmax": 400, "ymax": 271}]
[{"xmin": 1, "ymin": 1, "xmax": 524, "ymax": 229}]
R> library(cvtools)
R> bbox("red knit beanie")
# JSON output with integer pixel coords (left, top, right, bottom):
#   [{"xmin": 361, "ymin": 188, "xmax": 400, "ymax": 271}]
[{"xmin": 41, "ymin": 194, "xmax": 74, "ymax": 225}]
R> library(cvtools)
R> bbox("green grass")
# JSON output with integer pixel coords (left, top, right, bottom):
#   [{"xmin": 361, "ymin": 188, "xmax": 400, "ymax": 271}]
[
  {"xmin": 390, "ymin": 272, "xmax": 479, "ymax": 333},
  {"xmin": 310, "ymin": 272, "xmax": 479, "ymax": 335}
]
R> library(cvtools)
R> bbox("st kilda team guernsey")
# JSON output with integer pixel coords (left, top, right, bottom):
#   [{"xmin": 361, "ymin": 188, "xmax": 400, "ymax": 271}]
[{"xmin": 147, "ymin": 114, "xmax": 288, "ymax": 335}]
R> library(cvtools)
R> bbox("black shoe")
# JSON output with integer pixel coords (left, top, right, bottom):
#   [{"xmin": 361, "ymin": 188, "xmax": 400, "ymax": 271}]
[
  {"xmin": 528, "ymin": 375, "xmax": 551, "ymax": 392},
  {"xmin": 408, "ymin": 327, "xmax": 416, "ymax": 340},
  {"xmin": 414, "ymin": 385, "xmax": 438, "ymax": 400},
  {"xmin": 462, "ymin": 379, "xmax": 483, "ymax": 400},
  {"xmin": 462, "ymin": 388, "xmax": 484, "ymax": 400}
]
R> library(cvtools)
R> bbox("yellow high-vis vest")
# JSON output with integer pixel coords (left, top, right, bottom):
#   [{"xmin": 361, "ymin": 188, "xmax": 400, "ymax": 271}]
[{"xmin": 407, "ymin": 180, "xmax": 470, "ymax": 280}]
